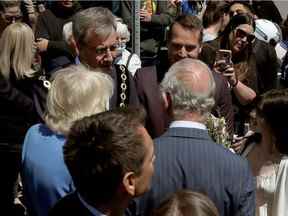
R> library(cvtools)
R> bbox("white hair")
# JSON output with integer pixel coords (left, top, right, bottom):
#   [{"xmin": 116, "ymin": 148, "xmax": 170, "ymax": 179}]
[
  {"xmin": 63, "ymin": 21, "xmax": 73, "ymax": 44},
  {"xmin": 116, "ymin": 18, "xmax": 130, "ymax": 42},
  {"xmin": 45, "ymin": 65, "xmax": 113, "ymax": 135},
  {"xmin": 161, "ymin": 58, "xmax": 215, "ymax": 120}
]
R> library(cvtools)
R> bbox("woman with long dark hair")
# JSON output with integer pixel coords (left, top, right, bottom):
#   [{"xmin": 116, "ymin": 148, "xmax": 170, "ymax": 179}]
[
  {"xmin": 241, "ymin": 89, "xmax": 288, "ymax": 215},
  {"xmin": 201, "ymin": 13, "xmax": 257, "ymax": 136}
]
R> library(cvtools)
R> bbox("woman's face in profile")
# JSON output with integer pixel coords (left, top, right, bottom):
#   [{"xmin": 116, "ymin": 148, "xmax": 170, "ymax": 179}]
[{"xmin": 229, "ymin": 24, "xmax": 255, "ymax": 54}]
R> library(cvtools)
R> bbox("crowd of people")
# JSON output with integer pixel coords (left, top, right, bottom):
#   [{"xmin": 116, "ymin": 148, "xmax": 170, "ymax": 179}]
[{"xmin": 0, "ymin": 1, "xmax": 288, "ymax": 216}]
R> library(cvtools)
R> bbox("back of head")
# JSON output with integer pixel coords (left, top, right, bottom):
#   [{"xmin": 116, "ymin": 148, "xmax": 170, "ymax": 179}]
[
  {"xmin": 153, "ymin": 190, "xmax": 219, "ymax": 216},
  {"xmin": 64, "ymin": 107, "xmax": 146, "ymax": 205},
  {"xmin": 0, "ymin": 22, "xmax": 34, "ymax": 80},
  {"xmin": 45, "ymin": 65, "xmax": 113, "ymax": 135},
  {"xmin": 203, "ymin": 1, "xmax": 230, "ymax": 28},
  {"xmin": 161, "ymin": 58, "xmax": 215, "ymax": 120},
  {"xmin": 256, "ymin": 89, "xmax": 288, "ymax": 155},
  {"xmin": 167, "ymin": 15, "xmax": 203, "ymax": 43},
  {"xmin": 72, "ymin": 7, "xmax": 116, "ymax": 45}
]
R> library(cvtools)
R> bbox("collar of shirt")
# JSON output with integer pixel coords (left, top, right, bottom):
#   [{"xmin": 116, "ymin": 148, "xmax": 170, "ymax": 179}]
[
  {"xmin": 169, "ymin": 120, "xmax": 207, "ymax": 130},
  {"xmin": 78, "ymin": 193, "xmax": 107, "ymax": 216}
]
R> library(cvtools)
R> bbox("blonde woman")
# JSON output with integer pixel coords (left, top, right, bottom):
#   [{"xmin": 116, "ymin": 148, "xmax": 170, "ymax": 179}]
[
  {"xmin": 0, "ymin": 22, "xmax": 43, "ymax": 213},
  {"xmin": 21, "ymin": 65, "xmax": 113, "ymax": 216}
]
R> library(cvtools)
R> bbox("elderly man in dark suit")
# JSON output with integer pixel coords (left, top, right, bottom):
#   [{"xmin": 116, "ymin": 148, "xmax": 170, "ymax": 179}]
[
  {"xmin": 72, "ymin": 7, "xmax": 139, "ymax": 108},
  {"xmin": 136, "ymin": 58, "xmax": 255, "ymax": 216}
]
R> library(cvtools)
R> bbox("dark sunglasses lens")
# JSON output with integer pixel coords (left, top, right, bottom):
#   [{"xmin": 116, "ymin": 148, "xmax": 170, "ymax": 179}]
[{"xmin": 236, "ymin": 29, "xmax": 254, "ymax": 43}]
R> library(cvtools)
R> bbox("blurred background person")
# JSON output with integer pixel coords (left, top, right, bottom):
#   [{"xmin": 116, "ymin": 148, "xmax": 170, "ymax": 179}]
[
  {"xmin": 202, "ymin": 0, "xmax": 230, "ymax": 42},
  {"xmin": 0, "ymin": 22, "xmax": 44, "ymax": 214},
  {"xmin": 120, "ymin": 0, "xmax": 176, "ymax": 65},
  {"xmin": 0, "ymin": 0, "xmax": 22, "ymax": 36},
  {"xmin": 35, "ymin": 0, "xmax": 81, "ymax": 74},
  {"xmin": 153, "ymin": 190, "xmax": 219, "ymax": 216},
  {"xmin": 241, "ymin": 89, "xmax": 288, "ymax": 216},
  {"xmin": 21, "ymin": 65, "xmax": 113, "ymax": 216},
  {"xmin": 115, "ymin": 17, "xmax": 141, "ymax": 77}
]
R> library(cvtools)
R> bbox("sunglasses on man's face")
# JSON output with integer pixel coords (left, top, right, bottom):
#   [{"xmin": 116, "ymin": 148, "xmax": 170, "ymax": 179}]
[{"xmin": 234, "ymin": 28, "xmax": 255, "ymax": 43}]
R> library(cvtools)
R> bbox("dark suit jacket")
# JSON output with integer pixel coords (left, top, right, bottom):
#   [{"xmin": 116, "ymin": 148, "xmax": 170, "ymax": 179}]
[
  {"xmin": 50, "ymin": 191, "xmax": 135, "ymax": 216},
  {"xmin": 135, "ymin": 65, "xmax": 234, "ymax": 138},
  {"xmin": 136, "ymin": 127, "xmax": 255, "ymax": 216},
  {"xmin": 49, "ymin": 192, "xmax": 93, "ymax": 216}
]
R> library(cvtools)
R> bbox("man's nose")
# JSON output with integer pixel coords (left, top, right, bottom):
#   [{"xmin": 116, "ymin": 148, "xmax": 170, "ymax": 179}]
[
  {"xmin": 104, "ymin": 49, "xmax": 113, "ymax": 63},
  {"xmin": 178, "ymin": 46, "xmax": 188, "ymax": 58}
]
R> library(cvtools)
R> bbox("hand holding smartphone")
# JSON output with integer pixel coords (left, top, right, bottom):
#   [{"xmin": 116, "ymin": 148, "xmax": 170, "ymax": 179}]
[{"xmin": 214, "ymin": 49, "xmax": 232, "ymax": 72}]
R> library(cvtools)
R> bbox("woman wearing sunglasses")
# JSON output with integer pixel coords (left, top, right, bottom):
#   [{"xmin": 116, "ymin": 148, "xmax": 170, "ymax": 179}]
[{"xmin": 201, "ymin": 13, "xmax": 257, "ymax": 138}]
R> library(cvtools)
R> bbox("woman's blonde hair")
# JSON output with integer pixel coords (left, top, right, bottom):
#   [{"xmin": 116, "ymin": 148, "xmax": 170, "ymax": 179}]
[
  {"xmin": 0, "ymin": 22, "xmax": 35, "ymax": 80},
  {"xmin": 45, "ymin": 65, "xmax": 114, "ymax": 135}
]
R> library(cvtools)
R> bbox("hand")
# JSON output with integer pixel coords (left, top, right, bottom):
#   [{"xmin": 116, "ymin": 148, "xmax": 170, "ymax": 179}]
[
  {"xmin": 36, "ymin": 38, "xmax": 49, "ymax": 52},
  {"xmin": 140, "ymin": 9, "xmax": 152, "ymax": 22},
  {"xmin": 214, "ymin": 60, "xmax": 238, "ymax": 87},
  {"xmin": 231, "ymin": 135, "xmax": 247, "ymax": 154}
]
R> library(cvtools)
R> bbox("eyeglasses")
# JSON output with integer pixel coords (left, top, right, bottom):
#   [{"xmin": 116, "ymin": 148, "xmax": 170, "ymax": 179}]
[
  {"xmin": 90, "ymin": 43, "xmax": 120, "ymax": 55},
  {"xmin": 229, "ymin": 10, "xmax": 245, "ymax": 17},
  {"xmin": 235, "ymin": 28, "xmax": 255, "ymax": 43}
]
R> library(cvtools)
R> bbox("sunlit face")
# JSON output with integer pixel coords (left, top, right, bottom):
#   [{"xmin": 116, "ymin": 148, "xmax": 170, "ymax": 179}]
[
  {"xmin": 168, "ymin": 23, "xmax": 202, "ymax": 65},
  {"xmin": 230, "ymin": 24, "xmax": 254, "ymax": 54},
  {"xmin": 59, "ymin": 0, "xmax": 73, "ymax": 8},
  {"xmin": 229, "ymin": 3, "xmax": 250, "ymax": 17},
  {"xmin": 0, "ymin": 6, "xmax": 22, "ymax": 26},
  {"xmin": 78, "ymin": 30, "xmax": 119, "ymax": 71},
  {"xmin": 134, "ymin": 126, "xmax": 155, "ymax": 196}
]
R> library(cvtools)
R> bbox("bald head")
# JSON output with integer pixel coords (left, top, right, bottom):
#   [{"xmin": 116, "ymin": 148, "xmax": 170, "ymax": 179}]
[{"xmin": 161, "ymin": 58, "xmax": 215, "ymax": 120}]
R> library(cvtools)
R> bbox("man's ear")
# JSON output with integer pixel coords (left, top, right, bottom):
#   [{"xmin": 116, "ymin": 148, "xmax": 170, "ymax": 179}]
[
  {"xmin": 71, "ymin": 36, "xmax": 80, "ymax": 56},
  {"xmin": 122, "ymin": 172, "xmax": 136, "ymax": 197},
  {"xmin": 162, "ymin": 92, "xmax": 172, "ymax": 110}
]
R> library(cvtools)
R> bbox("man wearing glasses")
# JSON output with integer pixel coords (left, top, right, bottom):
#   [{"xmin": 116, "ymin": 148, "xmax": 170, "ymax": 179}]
[
  {"xmin": 0, "ymin": 0, "xmax": 22, "ymax": 36},
  {"xmin": 72, "ymin": 7, "xmax": 139, "ymax": 108}
]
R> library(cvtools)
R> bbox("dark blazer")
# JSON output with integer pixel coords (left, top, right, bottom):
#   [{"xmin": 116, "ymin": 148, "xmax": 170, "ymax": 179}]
[
  {"xmin": 49, "ymin": 192, "xmax": 92, "ymax": 216},
  {"xmin": 136, "ymin": 127, "xmax": 255, "ymax": 216},
  {"xmin": 135, "ymin": 65, "xmax": 234, "ymax": 138},
  {"xmin": 0, "ymin": 71, "xmax": 45, "ymax": 145},
  {"xmin": 50, "ymin": 192, "xmax": 135, "ymax": 216}
]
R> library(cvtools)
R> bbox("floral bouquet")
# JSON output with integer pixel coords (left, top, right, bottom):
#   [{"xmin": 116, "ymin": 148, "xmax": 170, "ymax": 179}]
[{"xmin": 205, "ymin": 114, "xmax": 231, "ymax": 149}]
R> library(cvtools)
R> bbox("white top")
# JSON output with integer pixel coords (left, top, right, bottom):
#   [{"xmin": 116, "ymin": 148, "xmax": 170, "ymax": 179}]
[
  {"xmin": 272, "ymin": 156, "xmax": 288, "ymax": 216},
  {"xmin": 242, "ymin": 144, "xmax": 288, "ymax": 216},
  {"xmin": 169, "ymin": 120, "xmax": 207, "ymax": 130},
  {"xmin": 115, "ymin": 49, "xmax": 141, "ymax": 76}
]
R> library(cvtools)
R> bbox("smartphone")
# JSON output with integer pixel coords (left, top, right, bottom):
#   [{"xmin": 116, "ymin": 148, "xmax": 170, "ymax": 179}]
[{"xmin": 215, "ymin": 49, "xmax": 232, "ymax": 72}]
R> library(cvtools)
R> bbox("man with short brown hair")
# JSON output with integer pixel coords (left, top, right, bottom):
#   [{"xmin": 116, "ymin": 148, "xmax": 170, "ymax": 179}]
[{"xmin": 50, "ymin": 107, "xmax": 155, "ymax": 216}]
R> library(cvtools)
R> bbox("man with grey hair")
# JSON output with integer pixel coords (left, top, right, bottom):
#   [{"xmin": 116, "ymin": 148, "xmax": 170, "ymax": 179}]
[
  {"xmin": 136, "ymin": 58, "xmax": 255, "ymax": 216},
  {"xmin": 72, "ymin": 7, "xmax": 139, "ymax": 108}
]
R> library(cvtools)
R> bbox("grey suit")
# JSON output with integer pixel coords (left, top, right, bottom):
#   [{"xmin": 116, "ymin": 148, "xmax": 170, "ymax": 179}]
[{"xmin": 136, "ymin": 127, "xmax": 255, "ymax": 216}]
